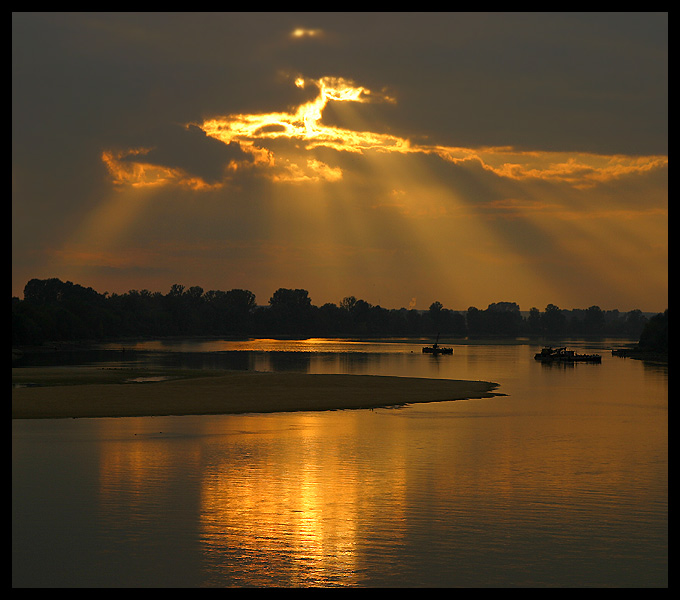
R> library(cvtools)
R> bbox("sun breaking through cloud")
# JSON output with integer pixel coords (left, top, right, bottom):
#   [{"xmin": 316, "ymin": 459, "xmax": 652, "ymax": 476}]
[
  {"xmin": 102, "ymin": 75, "xmax": 667, "ymax": 192},
  {"xmin": 197, "ymin": 75, "xmax": 404, "ymax": 183},
  {"xmin": 13, "ymin": 14, "xmax": 667, "ymax": 312},
  {"xmin": 88, "ymin": 74, "xmax": 669, "ymax": 311}
]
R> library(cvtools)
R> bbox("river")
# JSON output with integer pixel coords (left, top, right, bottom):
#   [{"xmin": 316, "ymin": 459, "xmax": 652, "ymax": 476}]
[{"xmin": 12, "ymin": 338, "xmax": 667, "ymax": 587}]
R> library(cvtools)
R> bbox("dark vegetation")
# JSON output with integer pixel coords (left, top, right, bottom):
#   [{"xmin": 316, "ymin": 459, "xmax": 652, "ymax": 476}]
[{"xmin": 12, "ymin": 278, "xmax": 665, "ymax": 350}]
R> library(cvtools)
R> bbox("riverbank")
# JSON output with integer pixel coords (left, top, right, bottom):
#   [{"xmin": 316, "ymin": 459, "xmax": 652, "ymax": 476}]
[
  {"xmin": 12, "ymin": 367, "xmax": 501, "ymax": 419},
  {"xmin": 611, "ymin": 347, "xmax": 668, "ymax": 362}
]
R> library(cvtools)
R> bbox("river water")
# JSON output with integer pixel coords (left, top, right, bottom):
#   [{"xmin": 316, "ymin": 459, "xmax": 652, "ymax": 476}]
[{"xmin": 12, "ymin": 338, "xmax": 667, "ymax": 587}]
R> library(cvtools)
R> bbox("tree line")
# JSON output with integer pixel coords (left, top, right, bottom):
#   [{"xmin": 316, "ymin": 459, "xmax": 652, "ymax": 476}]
[{"xmin": 12, "ymin": 277, "xmax": 660, "ymax": 347}]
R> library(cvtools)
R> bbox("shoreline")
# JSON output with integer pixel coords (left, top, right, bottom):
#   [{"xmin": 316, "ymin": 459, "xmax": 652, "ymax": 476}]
[{"xmin": 12, "ymin": 368, "xmax": 502, "ymax": 420}]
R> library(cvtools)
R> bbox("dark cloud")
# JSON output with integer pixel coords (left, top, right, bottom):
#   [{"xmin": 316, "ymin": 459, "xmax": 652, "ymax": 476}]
[
  {"xmin": 12, "ymin": 13, "xmax": 667, "ymax": 309},
  {"xmin": 278, "ymin": 12, "xmax": 668, "ymax": 155},
  {"xmin": 118, "ymin": 124, "xmax": 251, "ymax": 184},
  {"xmin": 13, "ymin": 12, "xmax": 667, "ymax": 155}
]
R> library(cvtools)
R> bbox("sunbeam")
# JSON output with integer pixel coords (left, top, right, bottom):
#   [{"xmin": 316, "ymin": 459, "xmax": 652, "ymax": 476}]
[
  {"xmin": 45, "ymin": 185, "xmax": 162, "ymax": 288},
  {"xmin": 82, "ymin": 73, "xmax": 667, "ymax": 309}
]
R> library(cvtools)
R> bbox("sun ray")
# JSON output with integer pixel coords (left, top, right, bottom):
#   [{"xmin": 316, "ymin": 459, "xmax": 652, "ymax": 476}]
[
  {"xmin": 189, "ymin": 75, "xmax": 666, "ymax": 193},
  {"xmin": 45, "ymin": 185, "xmax": 162, "ymax": 286},
  {"xmin": 474, "ymin": 177, "xmax": 668, "ymax": 309},
  {"xmin": 92, "ymin": 73, "xmax": 667, "ymax": 309}
]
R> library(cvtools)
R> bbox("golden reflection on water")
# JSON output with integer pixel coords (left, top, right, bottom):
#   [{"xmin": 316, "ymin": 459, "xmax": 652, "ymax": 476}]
[
  {"xmin": 72, "ymin": 345, "xmax": 666, "ymax": 587},
  {"xmin": 87, "ymin": 376, "xmax": 667, "ymax": 586},
  {"xmin": 90, "ymin": 412, "xmax": 412, "ymax": 586},
  {"xmin": 197, "ymin": 412, "xmax": 408, "ymax": 586}
]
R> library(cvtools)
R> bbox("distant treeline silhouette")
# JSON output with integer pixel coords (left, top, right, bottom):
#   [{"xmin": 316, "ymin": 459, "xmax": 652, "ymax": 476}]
[{"xmin": 12, "ymin": 278, "xmax": 663, "ymax": 347}]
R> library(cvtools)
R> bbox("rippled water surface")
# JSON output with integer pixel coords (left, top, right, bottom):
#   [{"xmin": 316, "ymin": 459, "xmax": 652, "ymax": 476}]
[{"xmin": 12, "ymin": 339, "xmax": 667, "ymax": 587}]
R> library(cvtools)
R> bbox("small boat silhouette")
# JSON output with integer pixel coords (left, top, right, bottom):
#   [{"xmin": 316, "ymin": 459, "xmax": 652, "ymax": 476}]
[{"xmin": 422, "ymin": 334, "xmax": 453, "ymax": 355}]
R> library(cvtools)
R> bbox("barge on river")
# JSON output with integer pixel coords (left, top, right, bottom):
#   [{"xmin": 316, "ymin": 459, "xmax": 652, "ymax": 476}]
[
  {"xmin": 534, "ymin": 347, "xmax": 601, "ymax": 363},
  {"xmin": 422, "ymin": 334, "xmax": 453, "ymax": 355}
]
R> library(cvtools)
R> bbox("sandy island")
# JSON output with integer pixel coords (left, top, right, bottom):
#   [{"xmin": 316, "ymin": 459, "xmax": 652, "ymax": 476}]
[{"xmin": 12, "ymin": 367, "xmax": 501, "ymax": 419}]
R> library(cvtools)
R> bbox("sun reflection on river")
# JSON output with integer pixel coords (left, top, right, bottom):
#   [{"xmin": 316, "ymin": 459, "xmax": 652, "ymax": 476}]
[
  {"xmin": 19, "ymin": 341, "xmax": 662, "ymax": 587},
  {"xmin": 196, "ymin": 411, "xmax": 409, "ymax": 586}
]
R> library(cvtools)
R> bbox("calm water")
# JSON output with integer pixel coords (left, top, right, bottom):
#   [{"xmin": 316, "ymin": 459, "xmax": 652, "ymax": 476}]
[{"xmin": 12, "ymin": 339, "xmax": 667, "ymax": 587}]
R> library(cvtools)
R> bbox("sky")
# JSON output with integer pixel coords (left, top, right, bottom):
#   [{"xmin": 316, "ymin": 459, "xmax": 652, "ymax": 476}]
[{"xmin": 12, "ymin": 12, "xmax": 668, "ymax": 312}]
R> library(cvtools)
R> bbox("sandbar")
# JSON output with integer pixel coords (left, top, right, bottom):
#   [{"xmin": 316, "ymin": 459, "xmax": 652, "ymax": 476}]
[{"xmin": 12, "ymin": 368, "xmax": 501, "ymax": 419}]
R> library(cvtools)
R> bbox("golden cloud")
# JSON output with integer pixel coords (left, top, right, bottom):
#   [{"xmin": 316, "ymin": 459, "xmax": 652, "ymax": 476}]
[
  {"xmin": 103, "ymin": 76, "xmax": 667, "ymax": 191},
  {"xmin": 102, "ymin": 148, "xmax": 223, "ymax": 191}
]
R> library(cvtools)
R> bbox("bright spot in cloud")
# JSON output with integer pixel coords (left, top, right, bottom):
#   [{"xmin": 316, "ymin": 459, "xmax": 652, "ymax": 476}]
[
  {"xmin": 291, "ymin": 27, "xmax": 323, "ymax": 38},
  {"xmin": 102, "ymin": 75, "xmax": 667, "ymax": 191},
  {"xmin": 199, "ymin": 76, "xmax": 400, "ymax": 153}
]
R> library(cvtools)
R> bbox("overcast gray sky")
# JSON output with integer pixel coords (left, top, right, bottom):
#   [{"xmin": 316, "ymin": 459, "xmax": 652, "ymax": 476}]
[{"xmin": 12, "ymin": 12, "xmax": 667, "ymax": 311}]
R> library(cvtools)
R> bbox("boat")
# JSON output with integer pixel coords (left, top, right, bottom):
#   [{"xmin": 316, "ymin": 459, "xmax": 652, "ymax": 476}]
[
  {"xmin": 422, "ymin": 334, "xmax": 453, "ymax": 355},
  {"xmin": 534, "ymin": 347, "xmax": 601, "ymax": 363}
]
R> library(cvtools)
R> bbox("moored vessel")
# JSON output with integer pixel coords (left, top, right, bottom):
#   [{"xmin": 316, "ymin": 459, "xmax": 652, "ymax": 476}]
[
  {"xmin": 534, "ymin": 347, "xmax": 601, "ymax": 363},
  {"xmin": 422, "ymin": 334, "xmax": 453, "ymax": 355}
]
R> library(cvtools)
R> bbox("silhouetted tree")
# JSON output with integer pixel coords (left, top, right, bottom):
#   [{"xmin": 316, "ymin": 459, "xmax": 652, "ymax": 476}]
[
  {"xmin": 268, "ymin": 288, "xmax": 314, "ymax": 334},
  {"xmin": 428, "ymin": 301, "xmax": 466, "ymax": 336},
  {"xmin": 542, "ymin": 304, "xmax": 567, "ymax": 336},
  {"xmin": 12, "ymin": 297, "xmax": 43, "ymax": 345},
  {"xmin": 204, "ymin": 288, "xmax": 256, "ymax": 333},
  {"xmin": 12, "ymin": 277, "xmax": 656, "ymax": 344},
  {"xmin": 428, "ymin": 301, "xmax": 444, "ymax": 332},
  {"xmin": 406, "ymin": 309, "xmax": 423, "ymax": 335},
  {"xmin": 485, "ymin": 302, "xmax": 522, "ymax": 336},
  {"xmin": 316, "ymin": 302, "xmax": 345, "ymax": 335},
  {"xmin": 638, "ymin": 309, "xmax": 668, "ymax": 353},
  {"xmin": 527, "ymin": 307, "xmax": 542, "ymax": 335},
  {"xmin": 583, "ymin": 305, "xmax": 605, "ymax": 334},
  {"xmin": 624, "ymin": 309, "xmax": 648, "ymax": 338},
  {"xmin": 350, "ymin": 299, "xmax": 372, "ymax": 334},
  {"xmin": 339, "ymin": 296, "xmax": 358, "ymax": 312},
  {"xmin": 466, "ymin": 306, "xmax": 483, "ymax": 336}
]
